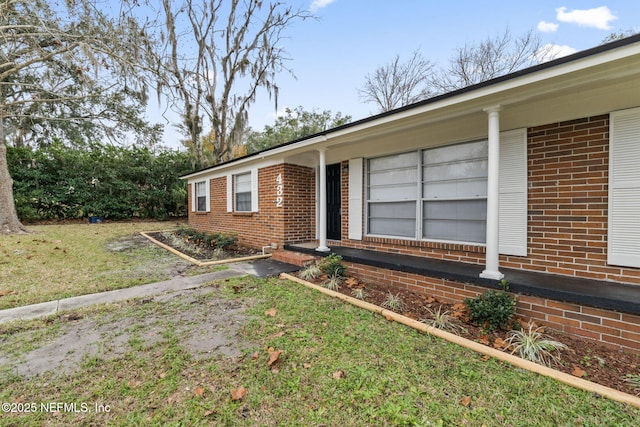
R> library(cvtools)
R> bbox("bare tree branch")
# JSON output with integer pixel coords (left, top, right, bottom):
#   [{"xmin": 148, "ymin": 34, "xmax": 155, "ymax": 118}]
[{"xmin": 358, "ymin": 50, "xmax": 434, "ymax": 113}]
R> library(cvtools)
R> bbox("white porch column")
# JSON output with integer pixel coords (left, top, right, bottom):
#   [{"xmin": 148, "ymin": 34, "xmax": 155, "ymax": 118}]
[
  {"xmin": 316, "ymin": 147, "xmax": 330, "ymax": 252},
  {"xmin": 480, "ymin": 107, "xmax": 504, "ymax": 280}
]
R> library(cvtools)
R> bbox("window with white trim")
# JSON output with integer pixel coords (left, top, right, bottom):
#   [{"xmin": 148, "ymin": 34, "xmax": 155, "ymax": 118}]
[
  {"xmin": 367, "ymin": 152, "xmax": 418, "ymax": 237},
  {"xmin": 366, "ymin": 140, "xmax": 488, "ymax": 243},
  {"xmin": 422, "ymin": 140, "xmax": 487, "ymax": 243},
  {"xmin": 234, "ymin": 172, "xmax": 252, "ymax": 212},
  {"xmin": 195, "ymin": 181, "xmax": 207, "ymax": 212}
]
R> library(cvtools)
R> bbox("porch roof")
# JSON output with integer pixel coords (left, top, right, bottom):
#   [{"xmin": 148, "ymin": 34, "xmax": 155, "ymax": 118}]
[
  {"xmin": 284, "ymin": 244, "xmax": 640, "ymax": 316},
  {"xmin": 182, "ymin": 33, "xmax": 640, "ymax": 180}
]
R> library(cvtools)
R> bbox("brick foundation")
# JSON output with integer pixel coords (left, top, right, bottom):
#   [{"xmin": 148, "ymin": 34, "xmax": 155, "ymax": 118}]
[{"xmin": 342, "ymin": 261, "xmax": 640, "ymax": 352}]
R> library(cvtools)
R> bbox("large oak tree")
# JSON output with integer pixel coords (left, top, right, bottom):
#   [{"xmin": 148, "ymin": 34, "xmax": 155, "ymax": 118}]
[{"xmin": 0, "ymin": 0, "xmax": 159, "ymax": 234}]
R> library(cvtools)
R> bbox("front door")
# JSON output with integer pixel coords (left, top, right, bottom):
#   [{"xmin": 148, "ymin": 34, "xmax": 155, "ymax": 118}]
[{"xmin": 326, "ymin": 163, "xmax": 341, "ymax": 241}]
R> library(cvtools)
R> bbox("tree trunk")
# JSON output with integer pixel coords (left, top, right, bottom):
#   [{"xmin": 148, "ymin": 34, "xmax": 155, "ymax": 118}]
[{"xmin": 0, "ymin": 131, "xmax": 28, "ymax": 235}]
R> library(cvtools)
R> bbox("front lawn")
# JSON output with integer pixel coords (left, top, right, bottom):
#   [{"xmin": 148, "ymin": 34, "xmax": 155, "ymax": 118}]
[
  {"xmin": 0, "ymin": 221, "xmax": 221, "ymax": 310},
  {"xmin": 1, "ymin": 276, "xmax": 638, "ymax": 426}
]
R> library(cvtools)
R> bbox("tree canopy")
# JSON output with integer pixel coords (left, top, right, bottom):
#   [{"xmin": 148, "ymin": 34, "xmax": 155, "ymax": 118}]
[
  {"xmin": 245, "ymin": 106, "xmax": 352, "ymax": 154},
  {"xmin": 0, "ymin": 0, "xmax": 160, "ymax": 233},
  {"xmin": 155, "ymin": 0, "xmax": 313, "ymax": 168}
]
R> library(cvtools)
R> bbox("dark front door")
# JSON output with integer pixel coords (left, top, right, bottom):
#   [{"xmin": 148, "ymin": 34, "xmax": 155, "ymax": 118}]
[{"xmin": 326, "ymin": 163, "xmax": 341, "ymax": 240}]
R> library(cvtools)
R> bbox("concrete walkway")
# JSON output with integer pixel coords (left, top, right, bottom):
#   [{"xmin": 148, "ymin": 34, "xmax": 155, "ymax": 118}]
[{"xmin": 0, "ymin": 259, "xmax": 299, "ymax": 325}]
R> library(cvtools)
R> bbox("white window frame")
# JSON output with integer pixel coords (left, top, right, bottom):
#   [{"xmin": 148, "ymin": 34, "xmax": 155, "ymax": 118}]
[
  {"xmin": 234, "ymin": 172, "xmax": 252, "ymax": 212},
  {"xmin": 228, "ymin": 169, "xmax": 259, "ymax": 213},
  {"xmin": 365, "ymin": 140, "xmax": 489, "ymax": 245},
  {"xmin": 192, "ymin": 180, "xmax": 210, "ymax": 212}
]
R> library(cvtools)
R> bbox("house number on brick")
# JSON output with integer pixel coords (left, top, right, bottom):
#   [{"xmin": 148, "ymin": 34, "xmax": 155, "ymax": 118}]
[{"xmin": 276, "ymin": 173, "xmax": 284, "ymax": 207}]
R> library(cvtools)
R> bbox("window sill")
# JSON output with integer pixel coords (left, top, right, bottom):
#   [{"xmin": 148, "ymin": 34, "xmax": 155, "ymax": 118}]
[{"xmin": 233, "ymin": 212, "xmax": 255, "ymax": 217}]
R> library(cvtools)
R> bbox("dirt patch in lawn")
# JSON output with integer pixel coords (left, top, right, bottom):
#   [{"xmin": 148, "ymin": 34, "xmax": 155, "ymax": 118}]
[
  {"xmin": 0, "ymin": 284, "xmax": 253, "ymax": 379},
  {"xmin": 296, "ymin": 272, "xmax": 640, "ymax": 397}
]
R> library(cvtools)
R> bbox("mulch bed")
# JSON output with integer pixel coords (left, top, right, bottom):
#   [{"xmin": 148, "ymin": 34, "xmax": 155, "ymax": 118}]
[
  {"xmin": 296, "ymin": 272, "xmax": 640, "ymax": 397},
  {"xmin": 145, "ymin": 231, "xmax": 260, "ymax": 261}
]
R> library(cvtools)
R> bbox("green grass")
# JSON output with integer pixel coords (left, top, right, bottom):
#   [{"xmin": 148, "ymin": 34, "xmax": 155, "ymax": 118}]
[
  {"xmin": 0, "ymin": 221, "xmax": 223, "ymax": 310},
  {"xmin": 1, "ymin": 276, "xmax": 638, "ymax": 426}
]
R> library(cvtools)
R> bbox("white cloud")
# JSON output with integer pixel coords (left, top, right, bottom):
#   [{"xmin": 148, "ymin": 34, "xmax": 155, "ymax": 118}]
[
  {"xmin": 310, "ymin": 0, "xmax": 337, "ymax": 13},
  {"xmin": 537, "ymin": 21, "xmax": 559, "ymax": 33},
  {"xmin": 536, "ymin": 43, "xmax": 579, "ymax": 62},
  {"xmin": 556, "ymin": 6, "xmax": 618, "ymax": 30}
]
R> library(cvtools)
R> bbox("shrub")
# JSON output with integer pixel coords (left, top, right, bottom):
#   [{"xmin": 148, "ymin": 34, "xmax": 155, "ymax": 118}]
[
  {"xmin": 464, "ymin": 289, "xmax": 516, "ymax": 332},
  {"xmin": 505, "ymin": 324, "xmax": 567, "ymax": 367},
  {"xmin": 214, "ymin": 232, "xmax": 238, "ymax": 250},
  {"xmin": 382, "ymin": 292, "xmax": 405, "ymax": 312},
  {"xmin": 623, "ymin": 374, "xmax": 640, "ymax": 395},
  {"xmin": 421, "ymin": 307, "xmax": 466, "ymax": 335},
  {"xmin": 323, "ymin": 273, "xmax": 342, "ymax": 290},
  {"xmin": 299, "ymin": 263, "xmax": 322, "ymax": 281},
  {"xmin": 319, "ymin": 253, "xmax": 346, "ymax": 277}
]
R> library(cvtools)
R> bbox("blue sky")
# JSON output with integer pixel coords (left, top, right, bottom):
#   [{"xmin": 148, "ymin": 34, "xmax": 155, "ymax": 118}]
[{"xmin": 153, "ymin": 1, "xmax": 640, "ymax": 149}]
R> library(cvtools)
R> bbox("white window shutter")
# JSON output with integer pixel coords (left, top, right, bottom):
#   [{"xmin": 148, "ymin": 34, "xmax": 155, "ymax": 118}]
[
  {"xmin": 251, "ymin": 169, "xmax": 259, "ymax": 212},
  {"xmin": 499, "ymin": 129, "xmax": 527, "ymax": 256},
  {"xmin": 205, "ymin": 179, "xmax": 211, "ymax": 212},
  {"xmin": 191, "ymin": 182, "xmax": 196, "ymax": 212},
  {"xmin": 348, "ymin": 158, "xmax": 363, "ymax": 240},
  {"xmin": 226, "ymin": 175, "xmax": 233, "ymax": 212},
  {"xmin": 609, "ymin": 108, "xmax": 640, "ymax": 268}
]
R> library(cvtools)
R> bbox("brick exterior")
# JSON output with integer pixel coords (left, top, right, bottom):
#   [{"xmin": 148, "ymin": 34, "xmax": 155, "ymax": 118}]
[
  {"xmin": 342, "ymin": 261, "xmax": 640, "ymax": 352},
  {"xmin": 336, "ymin": 114, "xmax": 640, "ymax": 286},
  {"xmin": 188, "ymin": 163, "xmax": 315, "ymax": 249},
  {"xmin": 187, "ymin": 113, "xmax": 640, "ymax": 351}
]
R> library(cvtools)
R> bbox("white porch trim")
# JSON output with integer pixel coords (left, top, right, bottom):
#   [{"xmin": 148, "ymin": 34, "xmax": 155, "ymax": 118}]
[{"xmin": 480, "ymin": 106, "xmax": 504, "ymax": 280}]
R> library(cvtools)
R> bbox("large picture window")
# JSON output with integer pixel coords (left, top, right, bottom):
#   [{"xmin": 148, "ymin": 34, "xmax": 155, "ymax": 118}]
[
  {"xmin": 234, "ymin": 172, "xmax": 252, "ymax": 212},
  {"xmin": 366, "ymin": 140, "xmax": 488, "ymax": 243}
]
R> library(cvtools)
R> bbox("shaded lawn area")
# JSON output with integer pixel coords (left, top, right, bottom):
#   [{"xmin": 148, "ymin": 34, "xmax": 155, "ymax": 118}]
[
  {"xmin": 0, "ymin": 222, "xmax": 222, "ymax": 310},
  {"xmin": 1, "ymin": 276, "xmax": 638, "ymax": 426}
]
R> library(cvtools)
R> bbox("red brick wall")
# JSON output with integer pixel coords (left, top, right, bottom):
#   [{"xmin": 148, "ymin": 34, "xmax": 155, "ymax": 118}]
[
  {"xmin": 283, "ymin": 164, "xmax": 316, "ymax": 244},
  {"xmin": 188, "ymin": 163, "xmax": 315, "ymax": 249},
  {"xmin": 501, "ymin": 115, "xmax": 640, "ymax": 285},
  {"xmin": 343, "ymin": 261, "xmax": 640, "ymax": 352},
  {"xmin": 338, "ymin": 114, "xmax": 640, "ymax": 286}
]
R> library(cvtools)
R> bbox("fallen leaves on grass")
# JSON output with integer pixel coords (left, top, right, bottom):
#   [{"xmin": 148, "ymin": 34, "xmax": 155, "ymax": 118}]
[
  {"xmin": 460, "ymin": 396, "xmax": 472, "ymax": 407},
  {"xmin": 194, "ymin": 386, "xmax": 206, "ymax": 397},
  {"xmin": 231, "ymin": 386, "xmax": 247, "ymax": 401},
  {"xmin": 264, "ymin": 308, "xmax": 277, "ymax": 317},
  {"xmin": 332, "ymin": 370, "xmax": 346, "ymax": 379},
  {"xmin": 267, "ymin": 348, "xmax": 283, "ymax": 366},
  {"xmin": 0, "ymin": 289, "xmax": 14, "ymax": 297}
]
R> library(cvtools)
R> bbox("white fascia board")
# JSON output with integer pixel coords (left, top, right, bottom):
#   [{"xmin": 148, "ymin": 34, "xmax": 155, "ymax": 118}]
[{"xmin": 183, "ymin": 42, "xmax": 640, "ymax": 182}]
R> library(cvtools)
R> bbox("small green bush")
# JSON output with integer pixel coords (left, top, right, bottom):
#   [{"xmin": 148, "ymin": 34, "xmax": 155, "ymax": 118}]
[
  {"xmin": 319, "ymin": 253, "xmax": 346, "ymax": 277},
  {"xmin": 214, "ymin": 232, "xmax": 238, "ymax": 250},
  {"xmin": 174, "ymin": 227, "xmax": 237, "ymax": 250},
  {"xmin": 464, "ymin": 289, "xmax": 516, "ymax": 332}
]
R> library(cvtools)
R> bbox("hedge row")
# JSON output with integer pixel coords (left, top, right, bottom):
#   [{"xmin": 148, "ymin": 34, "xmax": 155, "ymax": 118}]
[{"xmin": 7, "ymin": 142, "xmax": 193, "ymax": 221}]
